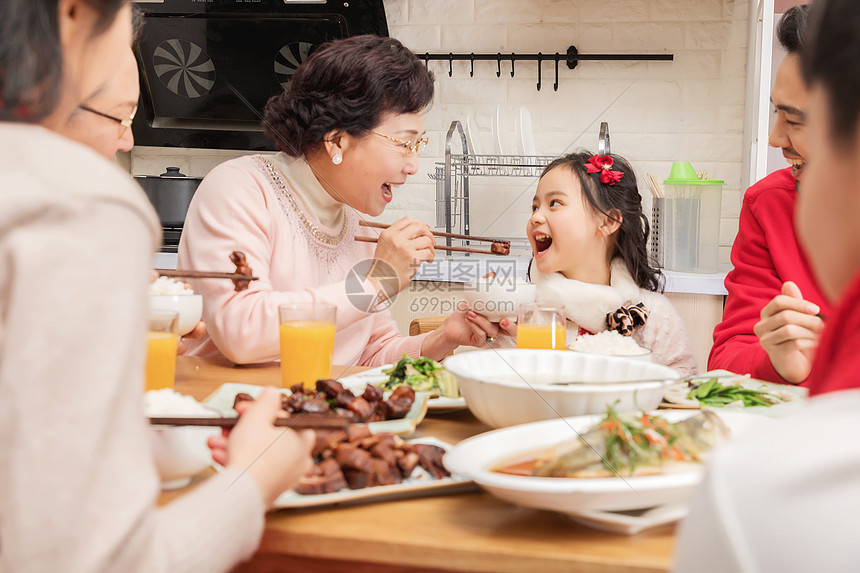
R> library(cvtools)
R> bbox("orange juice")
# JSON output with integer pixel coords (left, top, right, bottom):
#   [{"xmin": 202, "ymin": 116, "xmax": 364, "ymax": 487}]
[
  {"xmin": 516, "ymin": 323, "xmax": 566, "ymax": 350},
  {"xmin": 279, "ymin": 320, "xmax": 336, "ymax": 389},
  {"xmin": 145, "ymin": 331, "xmax": 178, "ymax": 391}
]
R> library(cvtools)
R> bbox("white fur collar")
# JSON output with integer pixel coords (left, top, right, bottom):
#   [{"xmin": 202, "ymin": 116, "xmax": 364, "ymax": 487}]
[{"xmin": 532, "ymin": 259, "xmax": 642, "ymax": 332}]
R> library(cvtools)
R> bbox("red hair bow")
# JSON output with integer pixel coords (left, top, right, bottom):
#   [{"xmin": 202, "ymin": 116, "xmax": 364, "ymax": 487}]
[{"xmin": 584, "ymin": 154, "xmax": 624, "ymax": 185}]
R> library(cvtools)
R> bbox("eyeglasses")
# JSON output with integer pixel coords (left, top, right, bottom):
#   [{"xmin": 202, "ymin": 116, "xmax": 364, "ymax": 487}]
[
  {"xmin": 369, "ymin": 130, "xmax": 428, "ymax": 157},
  {"xmin": 78, "ymin": 104, "xmax": 137, "ymax": 138}
]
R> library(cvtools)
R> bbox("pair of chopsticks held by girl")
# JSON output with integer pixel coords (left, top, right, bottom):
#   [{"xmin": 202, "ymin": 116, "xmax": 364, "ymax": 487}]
[{"xmin": 469, "ymin": 151, "xmax": 697, "ymax": 376}]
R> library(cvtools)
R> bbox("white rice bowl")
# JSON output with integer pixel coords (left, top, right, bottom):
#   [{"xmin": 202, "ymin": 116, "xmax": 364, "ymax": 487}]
[
  {"xmin": 145, "ymin": 389, "xmax": 219, "ymax": 489},
  {"xmin": 569, "ymin": 331, "xmax": 652, "ymax": 361}
]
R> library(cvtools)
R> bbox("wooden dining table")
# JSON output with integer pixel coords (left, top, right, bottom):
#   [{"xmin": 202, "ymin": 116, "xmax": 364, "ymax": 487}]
[{"xmin": 164, "ymin": 356, "xmax": 677, "ymax": 573}]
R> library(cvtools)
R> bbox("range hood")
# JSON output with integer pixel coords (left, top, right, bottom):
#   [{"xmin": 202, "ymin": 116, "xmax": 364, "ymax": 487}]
[{"xmin": 131, "ymin": 0, "xmax": 388, "ymax": 150}]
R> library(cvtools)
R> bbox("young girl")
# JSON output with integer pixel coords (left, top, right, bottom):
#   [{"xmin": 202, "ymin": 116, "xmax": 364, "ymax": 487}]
[{"xmin": 475, "ymin": 151, "xmax": 697, "ymax": 375}]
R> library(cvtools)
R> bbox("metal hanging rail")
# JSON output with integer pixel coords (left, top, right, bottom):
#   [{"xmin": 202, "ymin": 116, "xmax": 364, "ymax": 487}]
[{"xmin": 421, "ymin": 46, "xmax": 673, "ymax": 91}]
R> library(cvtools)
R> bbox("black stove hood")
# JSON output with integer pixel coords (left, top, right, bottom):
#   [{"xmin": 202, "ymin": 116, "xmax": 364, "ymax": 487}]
[{"xmin": 131, "ymin": 0, "xmax": 388, "ymax": 151}]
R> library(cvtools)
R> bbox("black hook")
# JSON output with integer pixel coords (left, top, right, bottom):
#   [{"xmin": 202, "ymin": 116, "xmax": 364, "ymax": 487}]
[
  {"xmin": 536, "ymin": 52, "xmax": 542, "ymax": 91},
  {"xmin": 423, "ymin": 53, "xmax": 429, "ymax": 68},
  {"xmin": 566, "ymin": 45, "xmax": 579, "ymax": 70},
  {"xmin": 510, "ymin": 53, "xmax": 515, "ymax": 77},
  {"xmin": 448, "ymin": 53, "xmax": 453, "ymax": 77},
  {"xmin": 496, "ymin": 53, "xmax": 501, "ymax": 77},
  {"xmin": 470, "ymin": 53, "xmax": 474, "ymax": 77},
  {"xmin": 553, "ymin": 53, "xmax": 559, "ymax": 91}
]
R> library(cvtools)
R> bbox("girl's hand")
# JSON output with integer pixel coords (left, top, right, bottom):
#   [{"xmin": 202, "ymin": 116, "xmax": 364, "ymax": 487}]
[
  {"xmin": 754, "ymin": 281, "xmax": 824, "ymax": 384},
  {"xmin": 420, "ymin": 308, "xmax": 511, "ymax": 359},
  {"xmin": 369, "ymin": 217, "xmax": 435, "ymax": 293},
  {"xmin": 207, "ymin": 387, "xmax": 315, "ymax": 507},
  {"xmin": 497, "ymin": 318, "xmax": 517, "ymax": 338}
]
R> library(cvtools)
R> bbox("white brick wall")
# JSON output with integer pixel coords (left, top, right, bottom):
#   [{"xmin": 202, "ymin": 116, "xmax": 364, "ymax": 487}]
[{"xmin": 129, "ymin": 0, "xmax": 751, "ymax": 265}]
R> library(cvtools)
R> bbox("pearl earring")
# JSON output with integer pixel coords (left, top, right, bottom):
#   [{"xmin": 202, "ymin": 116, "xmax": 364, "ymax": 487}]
[{"xmin": 332, "ymin": 153, "xmax": 342, "ymax": 165}]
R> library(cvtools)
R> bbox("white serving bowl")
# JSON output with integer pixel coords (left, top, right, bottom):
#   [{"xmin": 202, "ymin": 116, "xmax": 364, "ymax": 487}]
[
  {"xmin": 569, "ymin": 348, "xmax": 653, "ymax": 362},
  {"xmin": 462, "ymin": 280, "xmax": 536, "ymax": 321},
  {"xmin": 443, "ymin": 410, "xmax": 770, "ymax": 518},
  {"xmin": 149, "ymin": 294, "xmax": 202, "ymax": 336},
  {"xmin": 444, "ymin": 411, "xmax": 701, "ymax": 515},
  {"xmin": 443, "ymin": 349, "xmax": 680, "ymax": 428}
]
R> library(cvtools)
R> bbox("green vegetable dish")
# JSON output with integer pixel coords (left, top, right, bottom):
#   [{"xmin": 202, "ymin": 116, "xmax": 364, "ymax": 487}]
[
  {"xmin": 381, "ymin": 355, "xmax": 459, "ymax": 398},
  {"xmin": 666, "ymin": 376, "xmax": 799, "ymax": 409}
]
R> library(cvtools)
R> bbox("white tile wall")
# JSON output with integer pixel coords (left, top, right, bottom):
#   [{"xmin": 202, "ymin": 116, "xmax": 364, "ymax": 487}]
[{"xmin": 130, "ymin": 0, "xmax": 750, "ymax": 264}]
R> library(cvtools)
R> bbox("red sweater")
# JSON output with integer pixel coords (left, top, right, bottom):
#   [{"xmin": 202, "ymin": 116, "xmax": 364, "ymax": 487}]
[
  {"xmin": 806, "ymin": 272, "xmax": 860, "ymax": 395},
  {"xmin": 708, "ymin": 168, "xmax": 831, "ymax": 383}
]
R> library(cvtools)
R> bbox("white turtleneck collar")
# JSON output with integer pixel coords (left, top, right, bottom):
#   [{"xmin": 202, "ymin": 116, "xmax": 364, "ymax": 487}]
[
  {"xmin": 269, "ymin": 152, "xmax": 345, "ymax": 230},
  {"xmin": 532, "ymin": 258, "xmax": 642, "ymax": 333}
]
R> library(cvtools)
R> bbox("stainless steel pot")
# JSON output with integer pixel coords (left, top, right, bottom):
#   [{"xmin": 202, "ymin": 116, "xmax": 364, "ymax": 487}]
[{"xmin": 135, "ymin": 167, "xmax": 202, "ymax": 227}]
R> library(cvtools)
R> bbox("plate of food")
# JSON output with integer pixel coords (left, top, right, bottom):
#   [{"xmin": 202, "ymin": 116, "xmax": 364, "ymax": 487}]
[
  {"xmin": 661, "ymin": 371, "xmax": 807, "ymax": 416},
  {"xmin": 273, "ymin": 435, "xmax": 475, "ymax": 509},
  {"xmin": 443, "ymin": 405, "xmax": 761, "ymax": 519},
  {"xmin": 338, "ymin": 355, "xmax": 467, "ymax": 411},
  {"xmin": 203, "ymin": 381, "xmax": 431, "ymax": 437}
]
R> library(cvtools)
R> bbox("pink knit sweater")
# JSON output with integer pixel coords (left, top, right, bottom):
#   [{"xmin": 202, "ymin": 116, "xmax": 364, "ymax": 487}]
[{"xmin": 178, "ymin": 153, "xmax": 426, "ymax": 367}]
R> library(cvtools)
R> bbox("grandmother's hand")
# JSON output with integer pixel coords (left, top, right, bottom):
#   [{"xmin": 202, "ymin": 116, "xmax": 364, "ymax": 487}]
[
  {"xmin": 754, "ymin": 281, "xmax": 824, "ymax": 384},
  {"xmin": 369, "ymin": 217, "xmax": 435, "ymax": 293}
]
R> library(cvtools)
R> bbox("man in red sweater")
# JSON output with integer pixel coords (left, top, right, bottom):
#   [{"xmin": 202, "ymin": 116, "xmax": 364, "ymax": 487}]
[
  {"xmin": 708, "ymin": 3, "xmax": 831, "ymax": 384},
  {"xmin": 676, "ymin": 4, "xmax": 860, "ymax": 569}
]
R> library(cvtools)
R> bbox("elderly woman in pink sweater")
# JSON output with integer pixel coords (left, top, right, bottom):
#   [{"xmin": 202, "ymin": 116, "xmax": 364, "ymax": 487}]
[{"xmin": 179, "ymin": 35, "xmax": 497, "ymax": 366}]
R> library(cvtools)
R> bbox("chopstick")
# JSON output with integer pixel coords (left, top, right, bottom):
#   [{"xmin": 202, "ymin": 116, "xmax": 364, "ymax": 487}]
[
  {"xmin": 359, "ymin": 220, "xmax": 511, "ymax": 248},
  {"xmin": 646, "ymin": 173, "xmax": 664, "ymax": 199},
  {"xmin": 355, "ymin": 235, "xmax": 504, "ymax": 256},
  {"xmin": 155, "ymin": 270, "xmax": 259, "ymax": 282},
  {"xmin": 148, "ymin": 415, "xmax": 351, "ymax": 430}
]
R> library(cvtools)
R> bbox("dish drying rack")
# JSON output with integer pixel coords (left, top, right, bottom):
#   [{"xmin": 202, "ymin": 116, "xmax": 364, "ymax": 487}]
[{"xmin": 430, "ymin": 120, "xmax": 557, "ymax": 252}]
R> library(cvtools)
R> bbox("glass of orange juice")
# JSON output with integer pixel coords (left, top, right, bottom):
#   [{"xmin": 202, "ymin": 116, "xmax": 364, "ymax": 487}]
[
  {"xmin": 278, "ymin": 303, "xmax": 337, "ymax": 390},
  {"xmin": 146, "ymin": 310, "xmax": 179, "ymax": 391},
  {"xmin": 516, "ymin": 303, "xmax": 566, "ymax": 350}
]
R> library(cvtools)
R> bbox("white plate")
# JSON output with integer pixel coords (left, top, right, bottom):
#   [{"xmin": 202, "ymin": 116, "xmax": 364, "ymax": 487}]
[
  {"xmin": 338, "ymin": 365, "xmax": 467, "ymax": 411},
  {"xmin": 443, "ymin": 410, "xmax": 765, "ymax": 518},
  {"xmin": 516, "ymin": 106, "xmax": 536, "ymax": 156},
  {"xmin": 491, "ymin": 105, "xmax": 504, "ymax": 155},
  {"xmin": 203, "ymin": 383, "xmax": 430, "ymax": 437},
  {"xmin": 564, "ymin": 503, "xmax": 690, "ymax": 535},
  {"xmin": 464, "ymin": 114, "xmax": 481, "ymax": 156},
  {"xmin": 272, "ymin": 437, "xmax": 475, "ymax": 509},
  {"xmin": 661, "ymin": 370, "xmax": 808, "ymax": 417}
]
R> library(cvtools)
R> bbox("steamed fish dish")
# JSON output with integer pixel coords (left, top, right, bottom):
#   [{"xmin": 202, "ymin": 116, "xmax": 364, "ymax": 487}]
[{"xmin": 530, "ymin": 407, "xmax": 729, "ymax": 478}]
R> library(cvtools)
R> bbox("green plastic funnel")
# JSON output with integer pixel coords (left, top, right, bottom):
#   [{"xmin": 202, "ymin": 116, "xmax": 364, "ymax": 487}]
[{"xmin": 664, "ymin": 162, "xmax": 724, "ymax": 185}]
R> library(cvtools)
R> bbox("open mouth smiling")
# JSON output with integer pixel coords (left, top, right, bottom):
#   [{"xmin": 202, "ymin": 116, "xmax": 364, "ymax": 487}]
[
  {"xmin": 786, "ymin": 157, "xmax": 806, "ymax": 178},
  {"xmin": 534, "ymin": 233, "xmax": 553, "ymax": 254}
]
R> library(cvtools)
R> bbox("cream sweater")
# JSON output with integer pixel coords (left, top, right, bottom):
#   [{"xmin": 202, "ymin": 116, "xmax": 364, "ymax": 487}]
[
  {"xmin": 177, "ymin": 153, "xmax": 426, "ymax": 366},
  {"xmin": 0, "ymin": 124, "xmax": 265, "ymax": 572},
  {"xmin": 676, "ymin": 390, "xmax": 860, "ymax": 571},
  {"xmin": 531, "ymin": 260, "xmax": 697, "ymax": 376}
]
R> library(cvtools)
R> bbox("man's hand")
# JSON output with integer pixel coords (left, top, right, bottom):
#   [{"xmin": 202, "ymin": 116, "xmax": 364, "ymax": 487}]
[{"xmin": 754, "ymin": 281, "xmax": 825, "ymax": 384}]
